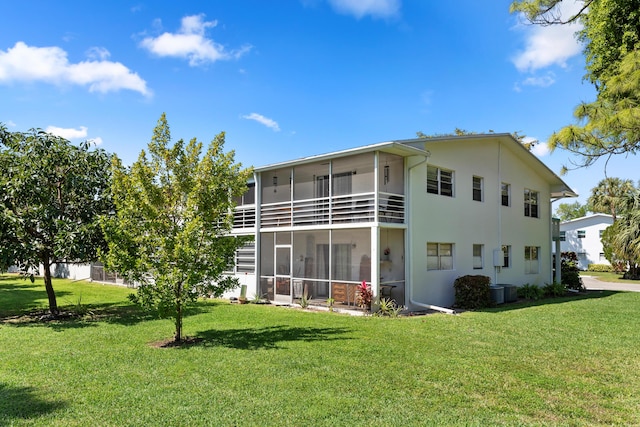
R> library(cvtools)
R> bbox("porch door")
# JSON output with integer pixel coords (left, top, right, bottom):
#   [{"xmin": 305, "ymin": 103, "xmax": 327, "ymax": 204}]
[{"xmin": 274, "ymin": 245, "xmax": 292, "ymax": 303}]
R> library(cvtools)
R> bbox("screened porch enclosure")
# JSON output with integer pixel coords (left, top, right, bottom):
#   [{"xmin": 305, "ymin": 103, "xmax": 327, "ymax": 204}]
[{"xmin": 259, "ymin": 227, "xmax": 405, "ymax": 309}]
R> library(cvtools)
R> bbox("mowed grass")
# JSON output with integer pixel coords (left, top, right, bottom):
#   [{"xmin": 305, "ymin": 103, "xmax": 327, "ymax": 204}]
[
  {"xmin": 582, "ymin": 270, "xmax": 640, "ymax": 285},
  {"xmin": 1, "ymin": 275, "xmax": 640, "ymax": 426}
]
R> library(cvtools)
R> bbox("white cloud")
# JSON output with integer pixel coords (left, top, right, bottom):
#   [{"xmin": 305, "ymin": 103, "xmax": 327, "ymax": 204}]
[
  {"xmin": 5, "ymin": 120, "xmax": 16, "ymax": 127},
  {"xmin": 140, "ymin": 14, "xmax": 251, "ymax": 66},
  {"xmin": 242, "ymin": 113, "xmax": 280, "ymax": 132},
  {"xmin": 519, "ymin": 71, "xmax": 556, "ymax": 89},
  {"xmin": 327, "ymin": 0, "xmax": 400, "ymax": 19},
  {"xmin": 0, "ymin": 42, "xmax": 150, "ymax": 96},
  {"xmin": 526, "ymin": 137, "xmax": 551, "ymax": 157},
  {"xmin": 45, "ymin": 125, "xmax": 88, "ymax": 139},
  {"xmin": 45, "ymin": 125, "xmax": 103, "ymax": 145},
  {"xmin": 511, "ymin": 1, "xmax": 583, "ymax": 73}
]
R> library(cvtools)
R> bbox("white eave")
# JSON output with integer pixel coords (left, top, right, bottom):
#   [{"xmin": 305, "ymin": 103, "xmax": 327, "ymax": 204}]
[
  {"xmin": 254, "ymin": 141, "xmax": 429, "ymax": 172},
  {"xmin": 394, "ymin": 133, "xmax": 578, "ymax": 200}
]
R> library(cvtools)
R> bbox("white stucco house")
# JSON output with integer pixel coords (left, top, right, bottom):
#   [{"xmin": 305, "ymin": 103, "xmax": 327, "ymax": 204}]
[
  {"xmin": 557, "ymin": 214, "xmax": 614, "ymax": 270},
  {"xmin": 225, "ymin": 133, "xmax": 577, "ymax": 311}
]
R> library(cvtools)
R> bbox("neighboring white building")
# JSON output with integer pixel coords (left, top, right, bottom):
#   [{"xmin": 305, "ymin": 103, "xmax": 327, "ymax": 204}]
[
  {"xmin": 557, "ymin": 214, "xmax": 614, "ymax": 270},
  {"xmin": 226, "ymin": 133, "xmax": 577, "ymax": 310}
]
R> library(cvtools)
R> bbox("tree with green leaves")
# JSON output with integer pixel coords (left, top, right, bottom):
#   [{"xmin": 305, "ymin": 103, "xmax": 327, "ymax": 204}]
[
  {"xmin": 0, "ymin": 124, "xmax": 112, "ymax": 315},
  {"xmin": 101, "ymin": 114, "xmax": 253, "ymax": 342},
  {"xmin": 510, "ymin": 0, "xmax": 640, "ymax": 170},
  {"xmin": 554, "ymin": 201, "xmax": 589, "ymax": 221},
  {"xmin": 601, "ymin": 205, "xmax": 640, "ymax": 278},
  {"xmin": 587, "ymin": 177, "xmax": 637, "ymax": 221}
]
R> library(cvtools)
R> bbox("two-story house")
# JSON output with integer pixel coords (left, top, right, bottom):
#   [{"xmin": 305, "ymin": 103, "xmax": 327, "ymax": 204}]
[
  {"xmin": 227, "ymin": 133, "xmax": 577, "ymax": 311},
  {"xmin": 557, "ymin": 214, "xmax": 614, "ymax": 270}
]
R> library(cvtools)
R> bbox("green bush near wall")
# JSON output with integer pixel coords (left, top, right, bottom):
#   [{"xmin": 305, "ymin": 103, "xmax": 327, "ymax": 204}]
[{"xmin": 453, "ymin": 275, "xmax": 492, "ymax": 309}]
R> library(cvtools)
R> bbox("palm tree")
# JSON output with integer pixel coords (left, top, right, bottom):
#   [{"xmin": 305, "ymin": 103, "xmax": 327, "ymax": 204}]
[{"xmin": 587, "ymin": 177, "xmax": 637, "ymax": 221}]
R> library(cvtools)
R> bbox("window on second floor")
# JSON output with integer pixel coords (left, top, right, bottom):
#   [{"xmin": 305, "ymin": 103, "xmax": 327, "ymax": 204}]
[
  {"xmin": 427, "ymin": 166, "xmax": 453, "ymax": 197},
  {"xmin": 234, "ymin": 182, "xmax": 256, "ymax": 206},
  {"xmin": 501, "ymin": 182, "xmax": 510, "ymax": 206},
  {"xmin": 524, "ymin": 189, "xmax": 539, "ymax": 218},
  {"xmin": 577, "ymin": 230, "xmax": 586, "ymax": 239},
  {"xmin": 472, "ymin": 176, "xmax": 483, "ymax": 202},
  {"xmin": 559, "ymin": 231, "xmax": 566, "ymax": 241}
]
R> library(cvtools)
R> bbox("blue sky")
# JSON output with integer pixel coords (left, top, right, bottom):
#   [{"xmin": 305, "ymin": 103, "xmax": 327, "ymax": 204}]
[{"xmin": 0, "ymin": 0, "xmax": 637, "ymax": 206}]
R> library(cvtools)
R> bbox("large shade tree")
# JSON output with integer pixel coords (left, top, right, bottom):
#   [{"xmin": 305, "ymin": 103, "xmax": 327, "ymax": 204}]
[
  {"xmin": 101, "ymin": 114, "xmax": 253, "ymax": 342},
  {"xmin": 510, "ymin": 0, "xmax": 640, "ymax": 170},
  {"xmin": 0, "ymin": 125, "xmax": 112, "ymax": 315}
]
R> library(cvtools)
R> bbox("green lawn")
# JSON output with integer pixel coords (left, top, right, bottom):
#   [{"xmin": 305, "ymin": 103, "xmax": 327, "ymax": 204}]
[
  {"xmin": 1, "ymin": 275, "xmax": 640, "ymax": 426},
  {"xmin": 581, "ymin": 270, "xmax": 640, "ymax": 284}
]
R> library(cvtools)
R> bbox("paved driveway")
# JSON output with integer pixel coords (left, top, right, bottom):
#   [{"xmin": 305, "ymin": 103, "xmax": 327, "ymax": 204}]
[{"xmin": 581, "ymin": 275, "xmax": 640, "ymax": 292}]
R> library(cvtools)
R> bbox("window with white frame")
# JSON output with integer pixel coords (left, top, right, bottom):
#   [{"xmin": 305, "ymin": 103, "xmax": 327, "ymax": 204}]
[
  {"xmin": 473, "ymin": 244, "xmax": 483, "ymax": 269},
  {"xmin": 501, "ymin": 182, "xmax": 510, "ymax": 206},
  {"xmin": 559, "ymin": 231, "xmax": 566, "ymax": 241},
  {"xmin": 427, "ymin": 242, "xmax": 454, "ymax": 270},
  {"xmin": 577, "ymin": 230, "xmax": 586, "ymax": 238},
  {"xmin": 525, "ymin": 246, "xmax": 539, "ymax": 274},
  {"xmin": 472, "ymin": 176, "xmax": 483, "ymax": 202},
  {"xmin": 599, "ymin": 252, "xmax": 606, "ymax": 262},
  {"xmin": 427, "ymin": 166, "xmax": 453, "ymax": 197},
  {"xmin": 524, "ymin": 189, "xmax": 539, "ymax": 218},
  {"xmin": 501, "ymin": 245, "xmax": 511, "ymax": 268}
]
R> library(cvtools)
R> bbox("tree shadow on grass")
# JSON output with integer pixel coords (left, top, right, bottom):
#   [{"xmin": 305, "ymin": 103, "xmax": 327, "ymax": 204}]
[
  {"xmin": 185, "ymin": 325, "xmax": 354, "ymax": 350},
  {"xmin": 0, "ymin": 280, "xmax": 72, "ymax": 317},
  {"xmin": 1, "ymin": 299, "xmax": 213, "ymax": 333},
  {"xmin": 0, "ymin": 383, "xmax": 66, "ymax": 425}
]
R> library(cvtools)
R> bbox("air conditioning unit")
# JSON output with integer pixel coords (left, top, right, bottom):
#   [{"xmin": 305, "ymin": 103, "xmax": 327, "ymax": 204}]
[{"xmin": 490, "ymin": 285, "xmax": 504, "ymax": 304}]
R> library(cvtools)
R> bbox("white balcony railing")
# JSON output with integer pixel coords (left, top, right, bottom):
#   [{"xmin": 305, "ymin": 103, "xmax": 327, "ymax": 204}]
[{"xmin": 253, "ymin": 192, "xmax": 404, "ymax": 228}]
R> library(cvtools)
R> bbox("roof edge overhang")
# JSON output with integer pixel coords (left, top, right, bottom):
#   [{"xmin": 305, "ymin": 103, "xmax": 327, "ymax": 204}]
[
  {"xmin": 395, "ymin": 133, "xmax": 578, "ymax": 200},
  {"xmin": 255, "ymin": 141, "xmax": 430, "ymax": 172}
]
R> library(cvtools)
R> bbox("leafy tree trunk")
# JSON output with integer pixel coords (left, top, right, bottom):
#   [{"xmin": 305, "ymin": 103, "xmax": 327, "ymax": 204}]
[
  {"xmin": 175, "ymin": 282, "xmax": 183, "ymax": 342},
  {"xmin": 42, "ymin": 254, "xmax": 59, "ymax": 315},
  {"xmin": 175, "ymin": 302, "xmax": 182, "ymax": 343}
]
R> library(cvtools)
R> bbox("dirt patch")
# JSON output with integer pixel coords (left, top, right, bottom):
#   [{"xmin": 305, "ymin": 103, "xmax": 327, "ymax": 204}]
[
  {"xmin": 0, "ymin": 310, "xmax": 84, "ymax": 324},
  {"xmin": 148, "ymin": 336, "xmax": 203, "ymax": 349}
]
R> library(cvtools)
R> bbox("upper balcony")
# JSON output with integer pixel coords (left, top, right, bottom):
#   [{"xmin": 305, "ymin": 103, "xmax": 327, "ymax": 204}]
[{"xmin": 232, "ymin": 151, "xmax": 407, "ymax": 230}]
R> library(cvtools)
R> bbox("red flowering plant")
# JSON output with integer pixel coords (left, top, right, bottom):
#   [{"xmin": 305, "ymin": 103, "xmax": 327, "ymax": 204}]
[{"xmin": 356, "ymin": 281, "xmax": 373, "ymax": 310}]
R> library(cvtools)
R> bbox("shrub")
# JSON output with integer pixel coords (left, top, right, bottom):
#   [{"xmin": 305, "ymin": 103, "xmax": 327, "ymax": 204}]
[
  {"xmin": 453, "ymin": 275, "xmax": 491, "ymax": 309},
  {"xmin": 518, "ymin": 283, "xmax": 543, "ymax": 300},
  {"xmin": 356, "ymin": 281, "xmax": 372, "ymax": 310},
  {"xmin": 560, "ymin": 251, "xmax": 585, "ymax": 291},
  {"xmin": 543, "ymin": 282, "xmax": 566, "ymax": 297},
  {"xmin": 376, "ymin": 298, "xmax": 403, "ymax": 317},
  {"xmin": 588, "ymin": 264, "xmax": 614, "ymax": 273}
]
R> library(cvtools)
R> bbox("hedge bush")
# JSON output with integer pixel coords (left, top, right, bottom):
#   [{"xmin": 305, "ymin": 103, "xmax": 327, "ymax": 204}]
[
  {"xmin": 587, "ymin": 264, "xmax": 614, "ymax": 272},
  {"xmin": 453, "ymin": 275, "xmax": 491, "ymax": 309}
]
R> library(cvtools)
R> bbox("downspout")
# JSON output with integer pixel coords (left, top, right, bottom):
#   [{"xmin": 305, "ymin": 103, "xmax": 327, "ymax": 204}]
[
  {"xmin": 254, "ymin": 171, "xmax": 261, "ymax": 298},
  {"xmin": 496, "ymin": 142, "xmax": 502, "ymax": 285},
  {"xmin": 407, "ymin": 152, "xmax": 456, "ymax": 315}
]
